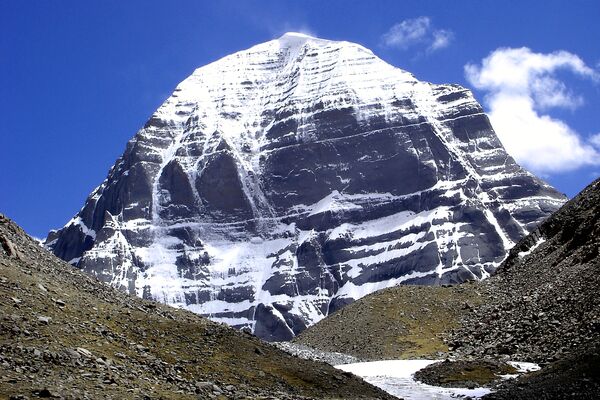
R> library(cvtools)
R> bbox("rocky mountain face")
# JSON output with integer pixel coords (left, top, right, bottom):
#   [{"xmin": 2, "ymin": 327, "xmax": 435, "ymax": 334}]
[
  {"xmin": 45, "ymin": 32, "xmax": 565, "ymax": 341},
  {"xmin": 0, "ymin": 213, "xmax": 393, "ymax": 399}
]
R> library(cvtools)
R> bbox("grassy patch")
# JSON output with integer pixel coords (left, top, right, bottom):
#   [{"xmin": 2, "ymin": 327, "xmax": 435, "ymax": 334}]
[{"xmin": 296, "ymin": 284, "xmax": 484, "ymax": 360}]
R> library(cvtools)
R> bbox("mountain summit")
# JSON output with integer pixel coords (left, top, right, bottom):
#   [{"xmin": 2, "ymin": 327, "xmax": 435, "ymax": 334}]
[{"xmin": 46, "ymin": 33, "xmax": 565, "ymax": 340}]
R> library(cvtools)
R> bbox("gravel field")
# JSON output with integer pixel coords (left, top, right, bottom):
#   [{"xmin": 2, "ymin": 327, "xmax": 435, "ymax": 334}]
[{"xmin": 272, "ymin": 341, "xmax": 362, "ymax": 365}]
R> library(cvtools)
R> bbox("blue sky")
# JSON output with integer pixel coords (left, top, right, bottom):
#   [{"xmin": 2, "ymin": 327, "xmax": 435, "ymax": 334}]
[{"xmin": 1, "ymin": 0, "xmax": 599, "ymax": 238}]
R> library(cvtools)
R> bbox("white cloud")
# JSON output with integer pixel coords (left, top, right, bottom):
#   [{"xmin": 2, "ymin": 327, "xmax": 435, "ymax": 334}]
[
  {"xmin": 275, "ymin": 24, "xmax": 317, "ymax": 38},
  {"xmin": 465, "ymin": 47, "xmax": 600, "ymax": 174},
  {"xmin": 429, "ymin": 29, "xmax": 454, "ymax": 52},
  {"xmin": 591, "ymin": 133, "xmax": 600, "ymax": 148},
  {"xmin": 381, "ymin": 17, "xmax": 452, "ymax": 52}
]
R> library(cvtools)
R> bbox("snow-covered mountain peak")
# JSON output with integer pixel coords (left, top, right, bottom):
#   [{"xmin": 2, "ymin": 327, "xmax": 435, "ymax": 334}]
[
  {"xmin": 46, "ymin": 35, "xmax": 566, "ymax": 341},
  {"xmin": 183, "ymin": 32, "xmax": 401, "ymax": 86},
  {"xmin": 272, "ymin": 31, "xmax": 373, "ymax": 55},
  {"xmin": 278, "ymin": 31, "xmax": 315, "ymax": 39},
  {"xmin": 276, "ymin": 31, "xmax": 325, "ymax": 46}
]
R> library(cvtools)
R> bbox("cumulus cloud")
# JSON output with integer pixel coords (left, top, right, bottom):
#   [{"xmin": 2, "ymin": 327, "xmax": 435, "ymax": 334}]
[
  {"xmin": 381, "ymin": 17, "xmax": 452, "ymax": 52},
  {"xmin": 465, "ymin": 47, "xmax": 600, "ymax": 174}
]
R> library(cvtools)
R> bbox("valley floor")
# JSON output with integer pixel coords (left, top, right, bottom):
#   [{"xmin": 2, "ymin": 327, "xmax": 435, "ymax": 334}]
[{"xmin": 273, "ymin": 342, "xmax": 542, "ymax": 400}]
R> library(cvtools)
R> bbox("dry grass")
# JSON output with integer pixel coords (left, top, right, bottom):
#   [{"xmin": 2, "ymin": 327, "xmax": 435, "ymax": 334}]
[{"xmin": 296, "ymin": 284, "xmax": 483, "ymax": 360}]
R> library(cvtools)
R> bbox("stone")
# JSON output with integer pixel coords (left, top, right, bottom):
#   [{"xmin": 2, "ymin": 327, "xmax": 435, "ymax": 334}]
[
  {"xmin": 75, "ymin": 347, "xmax": 92, "ymax": 358},
  {"xmin": 35, "ymin": 389, "xmax": 54, "ymax": 398}
]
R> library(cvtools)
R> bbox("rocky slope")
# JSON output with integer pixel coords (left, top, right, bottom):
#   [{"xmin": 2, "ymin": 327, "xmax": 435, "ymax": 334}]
[
  {"xmin": 448, "ymin": 177, "xmax": 600, "ymax": 363},
  {"xmin": 46, "ymin": 32, "xmax": 564, "ymax": 341},
  {"xmin": 484, "ymin": 340, "xmax": 600, "ymax": 399},
  {"xmin": 0, "ymin": 213, "xmax": 393, "ymax": 400}
]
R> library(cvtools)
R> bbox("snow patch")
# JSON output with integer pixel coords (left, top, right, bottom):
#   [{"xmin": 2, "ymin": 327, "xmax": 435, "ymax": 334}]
[
  {"xmin": 518, "ymin": 237, "xmax": 546, "ymax": 258},
  {"xmin": 66, "ymin": 216, "xmax": 96, "ymax": 240},
  {"xmin": 307, "ymin": 190, "xmax": 363, "ymax": 216},
  {"xmin": 336, "ymin": 360, "xmax": 492, "ymax": 399}
]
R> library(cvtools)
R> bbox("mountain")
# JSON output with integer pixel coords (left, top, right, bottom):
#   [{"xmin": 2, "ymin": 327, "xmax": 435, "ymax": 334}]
[
  {"xmin": 45, "ymin": 32, "xmax": 565, "ymax": 341},
  {"xmin": 0, "ymin": 213, "xmax": 393, "ymax": 399},
  {"xmin": 296, "ymin": 178, "xmax": 600, "ymax": 398}
]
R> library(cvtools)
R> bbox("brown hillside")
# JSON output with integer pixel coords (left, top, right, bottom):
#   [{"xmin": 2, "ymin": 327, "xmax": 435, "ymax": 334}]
[{"xmin": 0, "ymin": 214, "xmax": 392, "ymax": 400}]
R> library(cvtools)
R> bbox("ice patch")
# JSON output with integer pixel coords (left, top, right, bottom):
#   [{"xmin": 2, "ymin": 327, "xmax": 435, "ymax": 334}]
[
  {"xmin": 336, "ymin": 359, "xmax": 541, "ymax": 399},
  {"xmin": 501, "ymin": 361, "xmax": 541, "ymax": 380}
]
